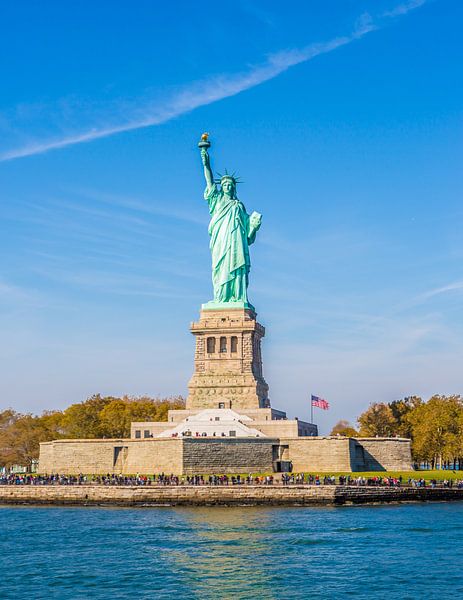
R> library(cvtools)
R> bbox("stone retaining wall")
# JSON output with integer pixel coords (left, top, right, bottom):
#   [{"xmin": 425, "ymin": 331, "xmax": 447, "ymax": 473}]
[
  {"xmin": 1, "ymin": 485, "xmax": 462, "ymax": 506},
  {"xmin": 39, "ymin": 438, "xmax": 183, "ymax": 474},
  {"xmin": 182, "ymin": 438, "xmax": 276, "ymax": 474},
  {"xmin": 283, "ymin": 437, "xmax": 352, "ymax": 472},
  {"xmin": 350, "ymin": 438, "xmax": 413, "ymax": 471}
]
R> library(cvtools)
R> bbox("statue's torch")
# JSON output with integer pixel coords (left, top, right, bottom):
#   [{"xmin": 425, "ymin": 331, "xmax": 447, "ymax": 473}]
[{"xmin": 198, "ymin": 132, "xmax": 211, "ymax": 149}]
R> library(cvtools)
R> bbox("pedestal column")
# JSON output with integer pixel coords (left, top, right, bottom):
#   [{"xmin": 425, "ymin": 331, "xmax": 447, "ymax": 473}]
[{"xmin": 186, "ymin": 307, "xmax": 270, "ymax": 410}]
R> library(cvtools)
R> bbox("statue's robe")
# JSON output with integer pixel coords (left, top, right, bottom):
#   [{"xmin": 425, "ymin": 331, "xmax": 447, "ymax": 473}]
[{"xmin": 205, "ymin": 185, "xmax": 257, "ymax": 303}]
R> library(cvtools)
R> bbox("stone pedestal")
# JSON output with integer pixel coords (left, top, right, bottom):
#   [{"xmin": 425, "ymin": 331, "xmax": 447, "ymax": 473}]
[{"xmin": 186, "ymin": 307, "xmax": 270, "ymax": 410}]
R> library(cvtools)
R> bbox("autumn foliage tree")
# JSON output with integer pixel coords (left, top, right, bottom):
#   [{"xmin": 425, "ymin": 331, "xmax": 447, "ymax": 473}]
[
  {"xmin": 330, "ymin": 420, "xmax": 358, "ymax": 437},
  {"xmin": 0, "ymin": 410, "xmax": 64, "ymax": 469},
  {"xmin": 406, "ymin": 395, "xmax": 463, "ymax": 469},
  {"xmin": 97, "ymin": 396, "xmax": 185, "ymax": 438},
  {"xmin": 0, "ymin": 394, "xmax": 185, "ymax": 469},
  {"xmin": 357, "ymin": 403, "xmax": 398, "ymax": 437},
  {"xmin": 351, "ymin": 395, "xmax": 463, "ymax": 468},
  {"xmin": 60, "ymin": 394, "xmax": 113, "ymax": 438}
]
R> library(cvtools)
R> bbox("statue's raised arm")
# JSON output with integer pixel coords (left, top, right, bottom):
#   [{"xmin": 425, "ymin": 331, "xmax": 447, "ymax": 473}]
[{"xmin": 198, "ymin": 133, "xmax": 214, "ymax": 192}]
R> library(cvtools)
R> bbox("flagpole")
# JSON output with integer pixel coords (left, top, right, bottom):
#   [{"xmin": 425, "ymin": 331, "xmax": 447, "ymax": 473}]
[{"xmin": 311, "ymin": 396, "xmax": 313, "ymax": 424}]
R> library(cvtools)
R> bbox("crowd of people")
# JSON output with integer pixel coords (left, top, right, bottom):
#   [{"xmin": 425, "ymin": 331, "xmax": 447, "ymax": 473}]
[
  {"xmin": 0, "ymin": 473, "xmax": 275, "ymax": 486},
  {"xmin": 2, "ymin": 472, "xmax": 463, "ymax": 488}
]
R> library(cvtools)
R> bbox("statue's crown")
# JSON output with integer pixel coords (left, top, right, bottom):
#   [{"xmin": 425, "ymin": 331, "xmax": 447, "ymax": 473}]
[{"xmin": 215, "ymin": 169, "xmax": 241, "ymax": 185}]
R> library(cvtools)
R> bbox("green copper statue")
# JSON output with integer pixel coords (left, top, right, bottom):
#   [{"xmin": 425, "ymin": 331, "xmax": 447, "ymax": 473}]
[{"xmin": 199, "ymin": 133, "xmax": 262, "ymax": 310}]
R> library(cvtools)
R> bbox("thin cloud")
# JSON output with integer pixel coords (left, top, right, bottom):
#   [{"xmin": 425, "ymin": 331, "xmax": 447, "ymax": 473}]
[
  {"xmin": 420, "ymin": 281, "xmax": 463, "ymax": 299},
  {"xmin": 0, "ymin": 1, "xmax": 427, "ymax": 163},
  {"xmin": 0, "ymin": 280, "xmax": 25, "ymax": 299},
  {"xmin": 0, "ymin": 279, "xmax": 40, "ymax": 302},
  {"xmin": 75, "ymin": 188, "xmax": 206, "ymax": 225},
  {"xmin": 0, "ymin": 278, "xmax": 46, "ymax": 308},
  {"xmin": 33, "ymin": 266, "xmax": 202, "ymax": 300},
  {"xmin": 382, "ymin": 0, "xmax": 427, "ymax": 18}
]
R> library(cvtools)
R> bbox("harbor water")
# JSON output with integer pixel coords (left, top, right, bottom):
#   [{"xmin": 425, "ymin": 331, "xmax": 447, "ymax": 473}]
[{"xmin": 1, "ymin": 503, "xmax": 462, "ymax": 599}]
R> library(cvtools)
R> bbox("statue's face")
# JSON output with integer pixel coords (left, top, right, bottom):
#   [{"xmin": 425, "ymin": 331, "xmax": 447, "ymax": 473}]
[{"xmin": 222, "ymin": 179, "xmax": 234, "ymax": 196}]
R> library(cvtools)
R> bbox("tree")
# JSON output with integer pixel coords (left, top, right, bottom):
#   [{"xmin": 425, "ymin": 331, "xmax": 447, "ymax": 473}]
[
  {"xmin": 0, "ymin": 409, "xmax": 22, "ymax": 467},
  {"xmin": 99, "ymin": 399, "xmax": 131, "ymax": 438},
  {"xmin": 357, "ymin": 403, "xmax": 398, "ymax": 437},
  {"xmin": 336, "ymin": 395, "xmax": 463, "ymax": 467},
  {"xmin": 0, "ymin": 395, "xmax": 187, "ymax": 468},
  {"xmin": 389, "ymin": 396, "xmax": 422, "ymax": 438},
  {"xmin": 330, "ymin": 420, "xmax": 358, "ymax": 437},
  {"xmin": 61, "ymin": 394, "xmax": 114, "ymax": 438},
  {"xmin": 0, "ymin": 411, "xmax": 64, "ymax": 469},
  {"xmin": 98, "ymin": 395, "xmax": 186, "ymax": 438},
  {"xmin": 126, "ymin": 395, "xmax": 185, "ymax": 423},
  {"xmin": 0, "ymin": 409, "xmax": 21, "ymax": 430},
  {"xmin": 407, "ymin": 395, "xmax": 462, "ymax": 468}
]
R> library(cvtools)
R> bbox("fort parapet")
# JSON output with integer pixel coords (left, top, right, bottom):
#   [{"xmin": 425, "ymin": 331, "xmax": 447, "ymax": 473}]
[{"xmin": 39, "ymin": 436, "xmax": 412, "ymax": 475}]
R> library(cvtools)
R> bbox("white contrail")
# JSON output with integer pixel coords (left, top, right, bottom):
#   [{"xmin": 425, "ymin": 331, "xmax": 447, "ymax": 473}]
[{"xmin": 0, "ymin": 1, "xmax": 427, "ymax": 163}]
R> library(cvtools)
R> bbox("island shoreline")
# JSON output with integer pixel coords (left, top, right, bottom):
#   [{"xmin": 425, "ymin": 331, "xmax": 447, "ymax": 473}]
[{"xmin": 1, "ymin": 485, "xmax": 463, "ymax": 507}]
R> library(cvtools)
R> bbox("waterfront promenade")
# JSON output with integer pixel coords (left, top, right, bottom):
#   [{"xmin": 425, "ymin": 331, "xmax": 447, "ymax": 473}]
[{"xmin": 2, "ymin": 477, "xmax": 463, "ymax": 506}]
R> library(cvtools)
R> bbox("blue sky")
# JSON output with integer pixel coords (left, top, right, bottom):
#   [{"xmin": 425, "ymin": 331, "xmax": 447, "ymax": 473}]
[{"xmin": 0, "ymin": 0, "xmax": 461, "ymax": 433}]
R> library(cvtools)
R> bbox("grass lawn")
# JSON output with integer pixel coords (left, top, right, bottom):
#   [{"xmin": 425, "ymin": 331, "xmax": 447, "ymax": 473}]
[
  {"xmin": 186, "ymin": 470, "xmax": 463, "ymax": 482},
  {"xmin": 29, "ymin": 470, "xmax": 463, "ymax": 482},
  {"xmin": 293, "ymin": 470, "xmax": 462, "ymax": 482}
]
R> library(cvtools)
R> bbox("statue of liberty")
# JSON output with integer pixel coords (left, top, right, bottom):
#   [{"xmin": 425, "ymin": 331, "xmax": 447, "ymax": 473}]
[{"xmin": 199, "ymin": 134, "xmax": 262, "ymax": 310}]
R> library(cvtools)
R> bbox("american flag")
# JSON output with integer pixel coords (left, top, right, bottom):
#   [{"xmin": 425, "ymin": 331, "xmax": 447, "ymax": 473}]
[{"xmin": 311, "ymin": 395, "xmax": 330, "ymax": 410}]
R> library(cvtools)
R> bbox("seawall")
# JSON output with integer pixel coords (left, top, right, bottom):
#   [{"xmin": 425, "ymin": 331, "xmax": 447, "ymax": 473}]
[{"xmin": 1, "ymin": 485, "xmax": 462, "ymax": 506}]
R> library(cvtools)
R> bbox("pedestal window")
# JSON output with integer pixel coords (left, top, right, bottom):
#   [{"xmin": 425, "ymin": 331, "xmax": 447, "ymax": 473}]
[{"xmin": 207, "ymin": 337, "xmax": 216, "ymax": 353}]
